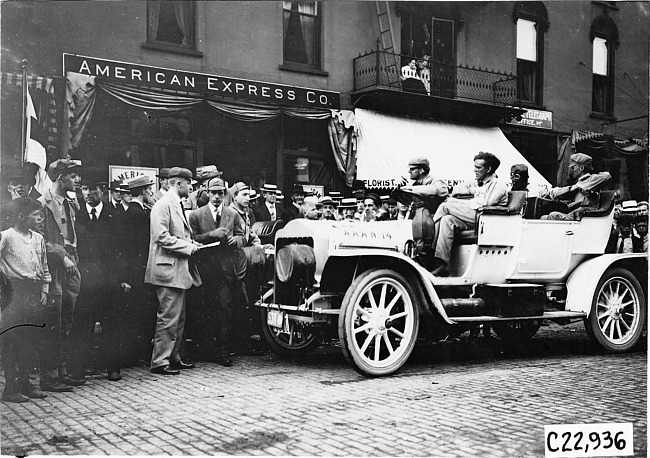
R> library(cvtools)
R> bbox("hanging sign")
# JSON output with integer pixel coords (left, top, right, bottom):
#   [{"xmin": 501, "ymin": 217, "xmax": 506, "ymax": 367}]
[
  {"xmin": 64, "ymin": 53, "xmax": 340, "ymax": 109},
  {"xmin": 508, "ymin": 108, "xmax": 553, "ymax": 130},
  {"xmin": 108, "ymin": 165, "xmax": 158, "ymax": 193}
]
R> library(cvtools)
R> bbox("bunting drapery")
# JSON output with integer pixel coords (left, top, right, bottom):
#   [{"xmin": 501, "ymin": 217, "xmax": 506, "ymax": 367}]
[{"xmin": 63, "ymin": 72, "xmax": 356, "ymax": 184}]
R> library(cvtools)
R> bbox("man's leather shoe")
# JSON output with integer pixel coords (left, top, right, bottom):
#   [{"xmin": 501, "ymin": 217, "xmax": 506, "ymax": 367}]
[
  {"xmin": 170, "ymin": 360, "xmax": 195, "ymax": 370},
  {"xmin": 61, "ymin": 375, "xmax": 86, "ymax": 386},
  {"xmin": 107, "ymin": 371, "xmax": 122, "ymax": 381},
  {"xmin": 216, "ymin": 357, "xmax": 233, "ymax": 367},
  {"xmin": 150, "ymin": 365, "xmax": 180, "ymax": 375},
  {"xmin": 22, "ymin": 385, "xmax": 48, "ymax": 399},
  {"xmin": 40, "ymin": 382, "xmax": 73, "ymax": 393},
  {"xmin": 2, "ymin": 392, "xmax": 30, "ymax": 403}
]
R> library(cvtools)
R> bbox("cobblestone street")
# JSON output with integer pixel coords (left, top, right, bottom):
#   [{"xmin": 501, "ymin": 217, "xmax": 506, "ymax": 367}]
[{"xmin": 1, "ymin": 321, "xmax": 646, "ymax": 457}]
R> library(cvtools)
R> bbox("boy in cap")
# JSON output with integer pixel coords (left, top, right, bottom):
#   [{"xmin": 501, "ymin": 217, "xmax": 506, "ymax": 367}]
[
  {"xmin": 540, "ymin": 153, "xmax": 611, "ymax": 220},
  {"xmin": 37, "ymin": 159, "xmax": 83, "ymax": 391},
  {"xmin": 0, "ymin": 197, "xmax": 51, "ymax": 402}
]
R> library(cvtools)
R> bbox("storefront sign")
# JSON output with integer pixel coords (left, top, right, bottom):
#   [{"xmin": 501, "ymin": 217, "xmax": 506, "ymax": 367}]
[
  {"xmin": 109, "ymin": 165, "xmax": 158, "ymax": 193},
  {"xmin": 64, "ymin": 54, "xmax": 340, "ymax": 109},
  {"xmin": 508, "ymin": 109, "xmax": 553, "ymax": 130},
  {"xmin": 302, "ymin": 185, "xmax": 324, "ymax": 199}
]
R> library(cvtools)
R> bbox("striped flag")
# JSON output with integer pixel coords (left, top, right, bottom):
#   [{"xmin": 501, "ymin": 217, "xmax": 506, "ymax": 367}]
[{"xmin": 24, "ymin": 88, "xmax": 52, "ymax": 194}]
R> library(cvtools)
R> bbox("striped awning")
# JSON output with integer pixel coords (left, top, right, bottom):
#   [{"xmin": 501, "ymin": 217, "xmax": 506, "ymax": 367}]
[{"xmin": 1, "ymin": 72, "xmax": 57, "ymax": 154}]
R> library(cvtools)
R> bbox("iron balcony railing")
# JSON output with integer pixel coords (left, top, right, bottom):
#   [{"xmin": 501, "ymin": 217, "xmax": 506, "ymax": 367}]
[{"xmin": 353, "ymin": 50, "xmax": 519, "ymax": 106}]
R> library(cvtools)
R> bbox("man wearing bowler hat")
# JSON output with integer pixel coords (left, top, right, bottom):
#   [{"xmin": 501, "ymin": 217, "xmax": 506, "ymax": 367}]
[
  {"xmin": 254, "ymin": 183, "xmax": 282, "ymax": 222},
  {"xmin": 282, "ymin": 184, "xmax": 305, "ymax": 222},
  {"xmin": 540, "ymin": 153, "xmax": 611, "ymax": 221},
  {"xmin": 146, "ymin": 167, "xmax": 202, "ymax": 375},
  {"xmin": 69, "ymin": 168, "xmax": 125, "ymax": 382},
  {"xmin": 188, "ymin": 177, "xmax": 233, "ymax": 364},
  {"xmin": 151, "ymin": 167, "xmax": 171, "ymax": 203}
]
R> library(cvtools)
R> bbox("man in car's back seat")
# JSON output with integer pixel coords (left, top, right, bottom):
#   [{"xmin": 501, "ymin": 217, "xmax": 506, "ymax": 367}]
[
  {"xmin": 430, "ymin": 152, "xmax": 508, "ymax": 277},
  {"xmin": 539, "ymin": 153, "xmax": 611, "ymax": 221}
]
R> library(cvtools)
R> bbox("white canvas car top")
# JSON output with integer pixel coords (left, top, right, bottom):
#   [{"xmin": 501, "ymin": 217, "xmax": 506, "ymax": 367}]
[{"xmin": 354, "ymin": 108, "xmax": 551, "ymax": 191}]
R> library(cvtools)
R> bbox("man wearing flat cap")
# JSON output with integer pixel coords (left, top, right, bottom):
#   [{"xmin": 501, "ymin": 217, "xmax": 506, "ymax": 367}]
[
  {"xmin": 187, "ymin": 177, "xmax": 234, "ymax": 365},
  {"xmin": 319, "ymin": 196, "xmax": 338, "ymax": 221},
  {"xmin": 145, "ymin": 167, "xmax": 202, "ymax": 375},
  {"xmin": 219, "ymin": 182, "xmax": 265, "ymax": 358},
  {"xmin": 121, "ymin": 175, "xmax": 157, "ymax": 363},
  {"xmin": 186, "ymin": 165, "xmax": 222, "ymax": 210},
  {"xmin": 540, "ymin": 153, "xmax": 611, "ymax": 221},
  {"xmin": 282, "ymin": 184, "xmax": 305, "ymax": 222},
  {"xmin": 399, "ymin": 156, "xmax": 449, "ymax": 264},
  {"xmin": 69, "ymin": 168, "xmax": 125, "ymax": 382},
  {"xmin": 37, "ymin": 158, "xmax": 83, "ymax": 391},
  {"xmin": 151, "ymin": 167, "xmax": 171, "ymax": 204}
]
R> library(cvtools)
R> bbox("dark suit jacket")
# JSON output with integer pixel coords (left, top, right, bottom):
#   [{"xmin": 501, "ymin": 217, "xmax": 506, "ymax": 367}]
[
  {"xmin": 253, "ymin": 202, "xmax": 282, "ymax": 222},
  {"xmin": 122, "ymin": 202, "xmax": 151, "ymax": 284},
  {"xmin": 281, "ymin": 203, "xmax": 303, "ymax": 223},
  {"xmin": 76, "ymin": 203, "xmax": 120, "ymax": 296},
  {"xmin": 188, "ymin": 205, "xmax": 228, "ymax": 283},
  {"xmin": 605, "ymin": 230, "xmax": 643, "ymax": 254}
]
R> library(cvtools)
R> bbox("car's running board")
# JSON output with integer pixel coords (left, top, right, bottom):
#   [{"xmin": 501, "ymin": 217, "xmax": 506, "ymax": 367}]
[{"xmin": 450, "ymin": 311, "xmax": 587, "ymax": 322}]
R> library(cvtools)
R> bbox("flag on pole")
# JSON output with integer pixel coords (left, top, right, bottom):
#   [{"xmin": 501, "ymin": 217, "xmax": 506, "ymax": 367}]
[{"xmin": 24, "ymin": 88, "xmax": 52, "ymax": 194}]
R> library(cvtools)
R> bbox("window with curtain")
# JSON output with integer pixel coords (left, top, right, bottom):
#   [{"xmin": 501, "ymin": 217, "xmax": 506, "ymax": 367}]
[
  {"xmin": 590, "ymin": 12, "xmax": 618, "ymax": 116},
  {"xmin": 513, "ymin": 2, "xmax": 547, "ymax": 106},
  {"xmin": 147, "ymin": 1, "xmax": 197, "ymax": 50},
  {"xmin": 283, "ymin": 1, "xmax": 321, "ymax": 69}
]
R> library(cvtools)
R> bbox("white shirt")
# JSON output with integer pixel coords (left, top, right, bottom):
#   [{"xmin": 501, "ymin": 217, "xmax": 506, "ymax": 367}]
[
  {"xmin": 86, "ymin": 201, "xmax": 103, "ymax": 220},
  {"xmin": 208, "ymin": 201, "xmax": 222, "ymax": 223},
  {"xmin": 266, "ymin": 202, "xmax": 276, "ymax": 221}
]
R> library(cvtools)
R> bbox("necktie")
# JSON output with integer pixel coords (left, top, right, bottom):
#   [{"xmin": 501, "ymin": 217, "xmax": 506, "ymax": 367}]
[
  {"xmin": 270, "ymin": 205, "xmax": 275, "ymax": 221},
  {"xmin": 63, "ymin": 199, "xmax": 75, "ymax": 244},
  {"xmin": 90, "ymin": 208, "xmax": 97, "ymax": 222}
]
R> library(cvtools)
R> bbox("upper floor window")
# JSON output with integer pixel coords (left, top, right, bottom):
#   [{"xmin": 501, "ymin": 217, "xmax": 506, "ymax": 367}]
[
  {"xmin": 513, "ymin": 2, "xmax": 547, "ymax": 106},
  {"xmin": 147, "ymin": 1, "xmax": 197, "ymax": 50},
  {"xmin": 283, "ymin": 1, "xmax": 321, "ymax": 69},
  {"xmin": 590, "ymin": 14, "xmax": 618, "ymax": 116}
]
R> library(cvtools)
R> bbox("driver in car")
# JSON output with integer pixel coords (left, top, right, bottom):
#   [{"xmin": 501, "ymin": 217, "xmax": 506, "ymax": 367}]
[
  {"xmin": 430, "ymin": 151, "xmax": 508, "ymax": 277},
  {"xmin": 540, "ymin": 153, "xmax": 611, "ymax": 221}
]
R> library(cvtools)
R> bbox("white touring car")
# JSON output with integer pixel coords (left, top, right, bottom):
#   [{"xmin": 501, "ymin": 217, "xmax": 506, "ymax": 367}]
[{"xmin": 253, "ymin": 190, "xmax": 647, "ymax": 377}]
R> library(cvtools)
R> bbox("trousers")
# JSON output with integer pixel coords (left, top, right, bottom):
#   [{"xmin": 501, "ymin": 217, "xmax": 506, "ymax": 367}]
[
  {"xmin": 433, "ymin": 199, "xmax": 477, "ymax": 263},
  {"xmin": 150, "ymin": 286, "xmax": 187, "ymax": 369}
]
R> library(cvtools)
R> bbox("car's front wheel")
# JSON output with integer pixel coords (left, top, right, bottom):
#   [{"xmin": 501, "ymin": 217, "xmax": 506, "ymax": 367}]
[
  {"xmin": 338, "ymin": 269, "xmax": 420, "ymax": 377},
  {"xmin": 260, "ymin": 308, "xmax": 319, "ymax": 358},
  {"xmin": 584, "ymin": 267, "xmax": 646, "ymax": 352}
]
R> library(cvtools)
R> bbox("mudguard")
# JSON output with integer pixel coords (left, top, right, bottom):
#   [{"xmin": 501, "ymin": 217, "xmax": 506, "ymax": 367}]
[{"xmin": 565, "ymin": 253, "xmax": 647, "ymax": 315}]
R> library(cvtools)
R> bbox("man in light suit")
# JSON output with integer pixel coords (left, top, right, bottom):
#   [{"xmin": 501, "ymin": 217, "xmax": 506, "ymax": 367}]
[
  {"xmin": 253, "ymin": 183, "xmax": 282, "ymax": 222},
  {"xmin": 145, "ymin": 167, "xmax": 202, "ymax": 375},
  {"xmin": 188, "ymin": 177, "xmax": 233, "ymax": 365}
]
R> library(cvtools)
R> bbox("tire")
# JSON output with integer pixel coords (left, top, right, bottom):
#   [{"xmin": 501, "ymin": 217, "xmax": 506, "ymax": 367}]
[
  {"xmin": 260, "ymin": 308, "xmax": 319, "ymax": 358},
  {"xmin": 338, "ymin": 269, "xmax": 420, "ymax": 377},
  {"xmin": 584, "ymin": 267, "xmax": 646, "ymax": 352},
  {"xmin": 492, "ymin": 320, "xmax": 541, "ymax": 342}
]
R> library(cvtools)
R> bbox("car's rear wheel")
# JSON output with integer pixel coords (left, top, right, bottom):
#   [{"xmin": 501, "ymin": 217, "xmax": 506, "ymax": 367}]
[
  {"xmin": 492, "ymin": 319, "xmax": 541, "ymax": 342},
  {"xmin": 339, "ymin": 269, "xmax": 419, "ymax": 377},
  {"xmin": 584, "ymin": 267, "xmax": 646, "ymax": 352},
  {"xmin": 260, "ymin": 308, "xmax": 319, "ymax": 358}
]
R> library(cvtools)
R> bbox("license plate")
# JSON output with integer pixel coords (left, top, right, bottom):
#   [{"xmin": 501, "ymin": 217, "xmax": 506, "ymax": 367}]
[{"xmin": 267, "ymin": 310, "xmax": 285, "ymax": 329}]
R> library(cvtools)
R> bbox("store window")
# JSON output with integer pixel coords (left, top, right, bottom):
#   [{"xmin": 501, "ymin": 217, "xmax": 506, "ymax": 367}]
[
  {"xmin": 147, "ymin": 1, "xmax": 197, "ymax": 50},
  {"xmin": 283, "ymin": 1, "xmax": 321, "ymax": 69},
  {"xmin": 590, "ymin": 14, "xmax": 618, "ymax": 116},
  {"xmin": 80, "ymin": 91, "xmax": 196, "ymax": 172},
  {"xmin": 513, "ymin": 2, "xmax": 548, "ymax": 106}
]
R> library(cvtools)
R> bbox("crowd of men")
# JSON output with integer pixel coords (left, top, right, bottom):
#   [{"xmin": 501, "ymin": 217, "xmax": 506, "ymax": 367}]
[{"xmin": 0, "ymin": 149, "xmax": 646, "ymax": 402}]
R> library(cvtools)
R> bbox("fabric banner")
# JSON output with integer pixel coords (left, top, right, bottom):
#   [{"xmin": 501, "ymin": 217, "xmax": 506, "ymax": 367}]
[
  {"xmin": 328, "ymin": 111, "xmax": 357, "ymax": 187},
  {"xmin": 1, "ymin": 72, "xmax": 58, "ymax": 155},
  {"xmin": 355, "ymin": 108, "xmax": 551, "ymax": 190}
]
